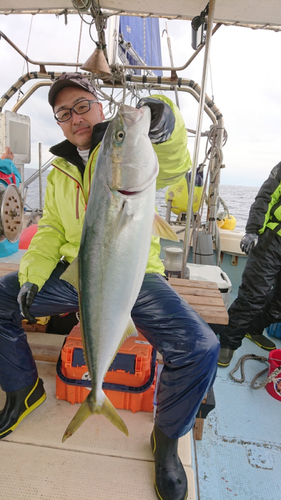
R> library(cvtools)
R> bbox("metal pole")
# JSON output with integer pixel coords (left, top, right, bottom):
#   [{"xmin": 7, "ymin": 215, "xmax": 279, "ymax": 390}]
[
  {"xmin": 164, "ymin": 22, "xmax": 180, "ymax": 108},
  {"xmin": 38, "ymin": 143, "xmax": 43, "ymax": 211},
  {"xmin": 181, "ymin": 0, "xmax": 217, "ymax": 278},
  {"xmin": 24, "ymin": 156, "xmax": 55, "ymax": 189}
]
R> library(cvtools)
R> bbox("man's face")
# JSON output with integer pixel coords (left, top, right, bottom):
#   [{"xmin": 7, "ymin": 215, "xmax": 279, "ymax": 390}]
[{"xmin": 54, "ymin": 86, "xmax": 105, "ymax": 150}]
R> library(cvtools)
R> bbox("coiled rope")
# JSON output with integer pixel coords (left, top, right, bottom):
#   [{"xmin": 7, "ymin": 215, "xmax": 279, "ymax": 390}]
[{"xmin": 230, "ymin": 353, "xmax": 281, "ymax": 390}]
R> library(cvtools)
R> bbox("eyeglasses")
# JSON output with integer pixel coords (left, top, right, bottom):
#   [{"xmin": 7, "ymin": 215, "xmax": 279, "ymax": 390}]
[{"xmin": 54, "ymin": 99, "xmax": 99, "ymax": 122}]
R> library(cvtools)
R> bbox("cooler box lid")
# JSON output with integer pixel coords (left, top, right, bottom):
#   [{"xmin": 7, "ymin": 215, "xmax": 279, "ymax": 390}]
[{"xmin": 186, "ymin": 263, "xmax": 232, "ymax": 293}]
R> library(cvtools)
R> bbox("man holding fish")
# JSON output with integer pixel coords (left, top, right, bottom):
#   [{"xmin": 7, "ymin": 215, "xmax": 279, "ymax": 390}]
[{"xmin": 0, "ymin": 73, "xmax": 219, "ymax": 500}]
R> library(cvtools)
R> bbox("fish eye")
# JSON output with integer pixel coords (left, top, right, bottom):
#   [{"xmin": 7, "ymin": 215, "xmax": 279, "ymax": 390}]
[{"xmin": 115, "ymin": 129, "xmax": 125, "ymax": 143}]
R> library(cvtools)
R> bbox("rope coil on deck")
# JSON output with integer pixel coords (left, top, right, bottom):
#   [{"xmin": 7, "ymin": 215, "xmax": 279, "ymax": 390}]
[{"xmin": 229, "ymin": 354, "xmax": 281, "ymax": 389}]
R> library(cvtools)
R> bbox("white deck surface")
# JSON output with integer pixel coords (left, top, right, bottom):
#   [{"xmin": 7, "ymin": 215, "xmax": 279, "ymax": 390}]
[
  {"xmin": 196, "ymin": 335, "xmax": 281, "ymax": 500},
  {"xmin": 0, "ymin": 336, "xmax": 196, "ymax": 500}
]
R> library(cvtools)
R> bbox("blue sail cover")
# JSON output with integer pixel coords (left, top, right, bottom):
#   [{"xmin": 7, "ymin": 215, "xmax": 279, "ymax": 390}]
[{"xmin": 119, "ymin": 16, "xmax": 162, "ymax": 76}]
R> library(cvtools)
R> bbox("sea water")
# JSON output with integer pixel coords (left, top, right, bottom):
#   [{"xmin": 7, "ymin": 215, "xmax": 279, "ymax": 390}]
[{"xmin": 23, "ymin": 167, "xmax": 259, "ymax": 232}]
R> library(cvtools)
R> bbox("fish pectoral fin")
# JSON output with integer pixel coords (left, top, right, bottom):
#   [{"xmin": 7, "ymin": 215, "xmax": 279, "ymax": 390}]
[
  {"xmin": 115, "ymin": 200, "xmax": 133, "ymax": 238},
  {"xmin": 153, "ymin": 213, "xmax": 179, "ymax": 241},
  {"xmin": 62, "ymin": 390, "xmax": 128, "ymax": 442},
  {"xmin": 60, "ymin": 257, "xmax": 79, "ymax": 290}
]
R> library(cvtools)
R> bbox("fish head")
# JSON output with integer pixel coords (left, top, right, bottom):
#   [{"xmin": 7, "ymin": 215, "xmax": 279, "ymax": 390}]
[{"xmin": 102, "ymin": 104, "xmax": 159, "ymax": 194}]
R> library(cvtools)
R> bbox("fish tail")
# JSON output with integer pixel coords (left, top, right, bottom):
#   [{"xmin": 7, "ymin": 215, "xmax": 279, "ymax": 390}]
[
  {"xmin": 62, "ymin": 390, "xmax": 128, "ymax": 442},
  {"xmin": 101, "ymin": 394, "xmax": 129, "ymax": 436}
]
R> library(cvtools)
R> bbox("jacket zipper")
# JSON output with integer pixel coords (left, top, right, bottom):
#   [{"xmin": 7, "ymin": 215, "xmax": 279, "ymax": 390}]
[
  {"xmin": 53, "ymin": 165, "xmax": 86, "ymax": 220},
  {"xmin": 76, "ymin": 183, "xmax": 80, "ymax": 219},
  {"xmin": 53, "ymin": 145, "xmax": 100, "ymax": 218}
]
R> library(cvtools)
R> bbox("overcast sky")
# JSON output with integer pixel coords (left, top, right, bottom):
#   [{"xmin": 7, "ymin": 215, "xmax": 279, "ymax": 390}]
[{"xmin": 1, "ymin": 12, "xmax": 281, "ymax": 187}]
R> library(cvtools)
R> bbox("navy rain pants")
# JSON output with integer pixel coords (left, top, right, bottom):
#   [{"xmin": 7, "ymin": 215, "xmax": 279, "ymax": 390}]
[
  {"xmin": 219, "ymin": 233, "xmax": 281, "ymax": 350},
  {"xmin": 0, "ymin": 263, "xmax": 219, "ymax": 439}
]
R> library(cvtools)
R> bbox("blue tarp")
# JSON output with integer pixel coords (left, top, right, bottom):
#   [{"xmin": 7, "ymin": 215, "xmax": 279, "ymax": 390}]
[{"xmin": 119, "ymin": 16, "xmax": 162, "ymax": 76}]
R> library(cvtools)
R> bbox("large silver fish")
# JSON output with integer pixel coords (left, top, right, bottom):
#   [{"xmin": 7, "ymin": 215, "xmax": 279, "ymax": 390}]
[{"xmin": 60, "ymin": 104, "xmax": 178, "ymax": 441}]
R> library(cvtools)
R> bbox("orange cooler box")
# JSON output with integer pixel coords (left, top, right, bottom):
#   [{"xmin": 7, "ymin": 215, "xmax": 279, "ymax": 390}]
[{"xmin": 56, "ymin": 324, "xmax": 157, "ymax": 412}]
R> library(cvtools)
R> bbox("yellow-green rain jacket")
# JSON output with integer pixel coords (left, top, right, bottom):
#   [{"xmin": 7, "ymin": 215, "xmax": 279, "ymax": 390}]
[
  {"xmin": 245, "ymin": 161, "xmax": 281, "ymax": 237},
  {"xmin": 19, "ymin": 95, "xmax": 192, "ymax": 290}
]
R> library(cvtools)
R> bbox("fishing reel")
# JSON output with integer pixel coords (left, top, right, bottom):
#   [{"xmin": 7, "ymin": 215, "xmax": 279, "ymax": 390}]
[{"xmin": 0, "ymin": 183, "xmax": 24, "ymax": 243}]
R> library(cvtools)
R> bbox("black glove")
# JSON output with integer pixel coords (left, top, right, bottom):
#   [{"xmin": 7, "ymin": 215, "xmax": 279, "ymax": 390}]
[
  {"xmin": 143, "ymin": 101, "xmax": 165, "ymax": 136},
  {"xmin": 17, "ymin": 282, "xmax": 39, "ymax": 324},
  {"xmin": 240, "ymin": 233, "xmax": 258, "ymax": 255},
  {"xmin": 137, "ymin": 98, "xmax": 175, "ymax": 143}
]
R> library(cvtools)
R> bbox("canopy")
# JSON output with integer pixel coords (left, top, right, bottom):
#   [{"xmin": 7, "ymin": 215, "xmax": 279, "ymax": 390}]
[{"xmin": 1, "ymin": 0, "xmax": 281, "ymax": 31}]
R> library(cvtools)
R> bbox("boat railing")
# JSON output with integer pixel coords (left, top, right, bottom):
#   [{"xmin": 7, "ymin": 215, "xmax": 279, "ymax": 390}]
[{"xmin": 23, "ymin": 156, "xmax": 55, "ymax": 191}]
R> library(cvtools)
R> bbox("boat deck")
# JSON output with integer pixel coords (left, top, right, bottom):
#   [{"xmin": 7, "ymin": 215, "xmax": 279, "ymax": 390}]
[
  {"xmin": 1, "ymin": 253, "xmax": 280, "ymax": 499},
  {"xmin": 196, "ymin": 324, "xmax": 281, "ymax": 500},
  {"xmin": 3, "ymin": 333, "xmax": 280, "ymax": 500},
  {"xmin": 0, "ymin": 252, "xmax": 229, "ymax": 500},
  {"xmin": 0, "ymin": 334, "xmax": 196, "ymax": 500}
]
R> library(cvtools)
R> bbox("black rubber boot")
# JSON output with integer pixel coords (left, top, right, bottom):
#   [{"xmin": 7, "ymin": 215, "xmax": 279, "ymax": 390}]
[
  {"xmin": 150, "ymin": 424, "xmax": 188, "ymax": 500},
  {"xmin": 245, "ymin": 333, "xmax": 276, "ymax": 351},
  {"xmin": 0, "ymin": 378, "xmax": 46, "ymax": 439},
  {"xmin": 218, "ymin": 347, "xmax": 234, "ymax": 367}
]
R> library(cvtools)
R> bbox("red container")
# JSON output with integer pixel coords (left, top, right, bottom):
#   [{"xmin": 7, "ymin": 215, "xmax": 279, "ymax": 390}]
[
  {"xmin": 266, "ymin": 349, "xmax": 281, "ymax": 401},
  {"xmin": 56, "ymin": 324, "xmax": 157, "ymax": 412}
]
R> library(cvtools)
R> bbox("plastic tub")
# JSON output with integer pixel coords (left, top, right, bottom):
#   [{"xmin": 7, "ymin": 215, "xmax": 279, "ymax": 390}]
[{"xmin": 266, "ymin": 349, "xmax": 281, "ymax": 401}]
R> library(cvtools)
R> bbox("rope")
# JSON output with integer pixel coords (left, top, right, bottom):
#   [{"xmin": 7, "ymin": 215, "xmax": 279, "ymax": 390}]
[
  {"xmin": 217, "ymin": 196, "xmax": 230, "ymax": 220},
  {"xmin": 252, "ymin": 365, "xmax": 281, "ymax": 390},
  {"xmin": 17, "ymin": 16, "xmax": 34, "ymax": 102},
  {"xmin": 229, "ymin": 353, "xmax": 281, "ymax": 390},
  {"xmin": 75, "ymin": 18, "xmax": 83, "ymax": 72}
]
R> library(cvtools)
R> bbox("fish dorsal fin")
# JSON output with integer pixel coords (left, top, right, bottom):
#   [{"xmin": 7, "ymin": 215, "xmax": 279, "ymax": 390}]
[
  {"xmin": 153, "ymin": 213, "xmax": 179, "ymax": 241},
  {"xmin": 115, "ymin": 200, "xmax": 133, "ymax": 238},
  {"xmin": 60, "ymin": 257, "xmax": 79, "ymax": 290}
]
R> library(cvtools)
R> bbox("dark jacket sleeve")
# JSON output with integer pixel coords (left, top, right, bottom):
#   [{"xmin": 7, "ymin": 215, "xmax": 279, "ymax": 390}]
[{"xmin": 246, "ymin": 161, "xmax": 281, "ymax": 234}]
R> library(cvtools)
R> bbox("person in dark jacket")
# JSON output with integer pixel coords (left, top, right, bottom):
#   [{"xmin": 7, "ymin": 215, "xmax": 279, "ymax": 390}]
[
  {"xmin": 0, "ymin": 73, "xmax": 219, "ymax": 500},
  {"xmin": 218, "ymin": 162, "xmax": 281, "ymax": 367}
]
